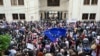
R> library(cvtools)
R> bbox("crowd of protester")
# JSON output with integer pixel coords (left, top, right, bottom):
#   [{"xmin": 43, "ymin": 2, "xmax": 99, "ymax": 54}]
[{"xmin": 0, "ymin": 20, "xmax": 100, "ymax": 56}]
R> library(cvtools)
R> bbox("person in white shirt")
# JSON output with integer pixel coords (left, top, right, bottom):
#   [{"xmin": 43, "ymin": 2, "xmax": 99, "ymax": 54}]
[
  {"xmin": 9, "ymin": 47, "xmax": 17, "ymax": 56},
  {"xmin": 77, "ymin": 44, "xmax": 83, "ymax": 55},
  {"xmin": 65, "ymin": 39, "xmax": 69, "ymax": 49}
]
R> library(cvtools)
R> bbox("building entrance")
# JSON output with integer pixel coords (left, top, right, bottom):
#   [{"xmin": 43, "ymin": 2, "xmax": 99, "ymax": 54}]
[
  {"xmin": 40, "ymin": 11, "xmax": 67, "ymax": 21},
  {"xmin": 47, "ymin": 11, "xmax": 60, "ymax": 20}
]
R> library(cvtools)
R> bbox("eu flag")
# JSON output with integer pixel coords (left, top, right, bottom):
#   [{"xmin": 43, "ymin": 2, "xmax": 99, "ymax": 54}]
[{"xmin": 44, "ymin": 28, "xmax": 66, "ymax": 42}]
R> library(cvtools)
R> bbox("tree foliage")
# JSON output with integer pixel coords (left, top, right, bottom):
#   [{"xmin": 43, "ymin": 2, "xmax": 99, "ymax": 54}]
[{"xmin": 0, "ymin": 34, "xmax": 11, "ymax": 51}]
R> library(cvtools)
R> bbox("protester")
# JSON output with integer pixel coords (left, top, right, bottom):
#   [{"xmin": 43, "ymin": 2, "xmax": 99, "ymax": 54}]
[
  {"xmin": 9, "ymin": 46, "xmax": 17, "ymax": 56},
  {"xmin": 0, "ymin": 20, "xmax": 100, "ymax": 56},
  {"xmin": 95, "ymin": 36, "xmax": 100, "ymax": 56}
]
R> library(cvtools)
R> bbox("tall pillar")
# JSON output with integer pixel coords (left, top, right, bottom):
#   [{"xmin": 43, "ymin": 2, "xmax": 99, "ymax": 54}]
[
  {"xmin": 42, "ymin": 11, "xmax": 45, "ymax": 19},
  {"xmin": 62, "ymin": 12, "xmax": 65, "ymax": 20},
  {"xmin": 25, "ymin": 0, "xmax": 40, "ymax": 21},
  {"xmin": 59, "ymin": 11, "xmax": 62, "ymax": 20},
  {"xmin": 68, "ymin": 0, "xmax": 73, "ymax": 19},
  {"xmin": 45, "ymin": 12, "xmax": 47, "ymax": 19},
  {"xmin": 96, "ymin": 0, "xmax": 100, "ymax": 21}
]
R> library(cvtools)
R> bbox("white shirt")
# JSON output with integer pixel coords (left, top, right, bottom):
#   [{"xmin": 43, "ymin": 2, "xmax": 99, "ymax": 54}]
[
  {"xmin": 9, "ymin": 49, "xmax": 17, "ymax": 54},
  {"xmin": 70, "ymin": 32, "xmax": 73, "ymax": 37},
  {"xmin": 10, "ymin": 41, "xmax": 14, "ymax": 45},
  {"xmin": 77, "ymin": 46, "xmax": 82, "ymax": 51},
  {"xmin": 65, "ymin": 40, "xmax": 69, "ymax": 48}
]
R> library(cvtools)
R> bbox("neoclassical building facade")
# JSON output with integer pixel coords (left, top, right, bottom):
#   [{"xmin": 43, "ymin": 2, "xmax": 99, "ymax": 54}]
[{"xmin": 0, "ymin": 0, "xmax": 100, "ymax": 22}]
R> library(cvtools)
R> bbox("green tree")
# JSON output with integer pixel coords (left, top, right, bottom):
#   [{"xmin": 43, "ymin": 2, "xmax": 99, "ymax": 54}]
[{"xmin": 0, "ymin": 34, "xmax": 11, "ymax": 56}]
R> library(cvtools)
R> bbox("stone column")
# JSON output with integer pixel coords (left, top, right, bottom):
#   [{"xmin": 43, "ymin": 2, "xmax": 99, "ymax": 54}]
[{"xmin": 68, "ymin": 0, "xmax": 73, "ymax": 19}]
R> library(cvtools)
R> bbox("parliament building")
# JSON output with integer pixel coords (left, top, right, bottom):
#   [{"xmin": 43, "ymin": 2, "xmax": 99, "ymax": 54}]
[{"xmin": 0, "ymin": 0, "xmax": 100, "ymax": 22}]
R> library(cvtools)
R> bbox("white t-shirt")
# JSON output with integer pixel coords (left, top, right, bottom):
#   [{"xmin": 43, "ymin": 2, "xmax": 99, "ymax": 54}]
[
  {"xmin": 77, "ymin": 46, "xmax": 83, "ymax": 51},
  {"xmin": 10, "ymin": 41, "xmax": 14, "ymax": 45},
  {"xmin": 9, "ymin": 49, "xmax": 17, "ymax": 54},
  {"xmin": 65, "ymin": 40, "xmax": 69, "ymax": 48}
]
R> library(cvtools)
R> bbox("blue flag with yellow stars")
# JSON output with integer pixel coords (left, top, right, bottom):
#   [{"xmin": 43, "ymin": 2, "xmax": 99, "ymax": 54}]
[{"xmin": 44, "ymin": 28, "xmax": 66, "ymax": 42}]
